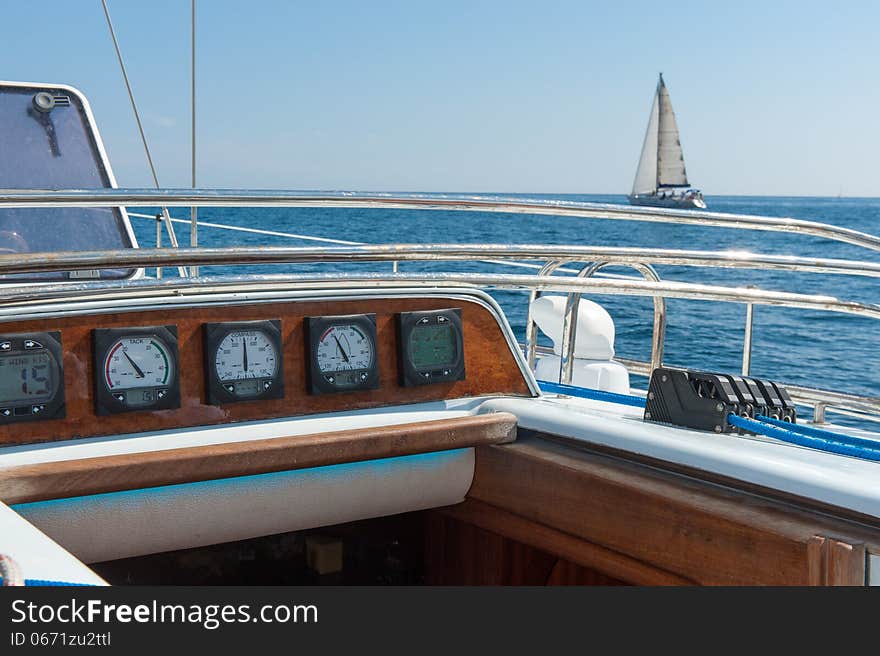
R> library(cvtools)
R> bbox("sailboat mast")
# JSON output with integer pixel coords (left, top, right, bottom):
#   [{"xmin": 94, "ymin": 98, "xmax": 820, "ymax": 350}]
[
  {"xmin": 655, "ymin": 73, "xmax": 662, "ymax": 192},
  {"xmin": 631, "ymin": 78, "xmax": 661, "ymax": 196}
]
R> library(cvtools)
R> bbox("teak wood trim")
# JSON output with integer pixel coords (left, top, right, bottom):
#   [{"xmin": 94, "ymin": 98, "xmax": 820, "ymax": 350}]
[
  {"xmin": 0, "ymin": 296, "xmax": 531, "ymax": 446},
  {"xmin": 424, "ymin": 510, "xmax": 629, "ymax": 585},
  {"xmin": 813, "ymin": 538, "xmax": 866, "ymax": 586},
  {"xmin": 0, "ymin": 413, "xmax": 517, "ymax": 504},
  {"xmin": 467, "ymin": 436, "xmax": 873, "ymax": 586},
  {"xmin": 531, "ymin": 429, "xmax": 880, "ymax": 529},
  {"xmin": 438, "ymin": 499, "xmax": 694, "ymax": 586}
]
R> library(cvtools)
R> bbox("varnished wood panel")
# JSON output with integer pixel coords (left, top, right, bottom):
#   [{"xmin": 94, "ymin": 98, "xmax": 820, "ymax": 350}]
[
  {"xmin": 438, "ymin": 499, "xmax": 692, "ymax": 585},
  {"xmin": 468, "ymin": 436, "xmax": 873, "ymax": 585},
  {"xmin": 424, "ymin": 512, "xmax": 627, "ymax": 585},
  {"xmin": 0, "ymin": 296, "xmax": 531, "ymax": 445},
  {"xmin": 0, "ymin": 413, "xmax": 517, "ymax": 504},
  {"xmin": 814, "ymin": 538, "xmax": 866, "ymax": 586},
  {"xmin": 545, "ymin": 559, "xmax": 626, "ymax": 586}
]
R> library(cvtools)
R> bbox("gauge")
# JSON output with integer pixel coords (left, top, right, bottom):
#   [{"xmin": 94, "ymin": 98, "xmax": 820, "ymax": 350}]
[
  {"xmin": 94, "ymin": 326, "xmax": 180, "ymax": 414},
  {"xmin": 397, "ymin": 309, "xmax": 465, "ymax": 386},
  {"xmin": 204, "ymin": 320, "xmax": 284, "ymax": 404},
  {"xmin": 306, "ymin": 314, "xmax": 379, "ymax": 394},
  {"xmin": 0, "ymin": 331, "xmax": 65, "ymax": 423}
]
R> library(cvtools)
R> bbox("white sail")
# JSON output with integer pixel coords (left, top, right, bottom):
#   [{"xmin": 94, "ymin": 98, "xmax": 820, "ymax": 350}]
[
  {"xmin": 631, "ymin": 90, "xmax": 659, "ymax": 196},
  {"xmin": 656, "ymin": 76, "xmax": 688, "ymax": 188},
  {"xmin": 628, "ymin": 75, "xmax": 705, "ymax": 208}
]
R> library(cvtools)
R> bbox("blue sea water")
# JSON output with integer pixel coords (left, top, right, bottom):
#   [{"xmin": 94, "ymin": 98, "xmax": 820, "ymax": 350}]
[{"xmin": 131, "ymin": 194, "xmax": 880, "ymax": 422}]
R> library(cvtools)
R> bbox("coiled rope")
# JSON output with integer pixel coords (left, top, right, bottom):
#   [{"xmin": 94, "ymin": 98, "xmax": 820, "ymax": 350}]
[
  {"xmin": 0, "ymin": 553, "xmax": 24, "ymax": 586},
  {"xmin": 0, "ymin": 553, "xmax": 94, "ymax": 586}
]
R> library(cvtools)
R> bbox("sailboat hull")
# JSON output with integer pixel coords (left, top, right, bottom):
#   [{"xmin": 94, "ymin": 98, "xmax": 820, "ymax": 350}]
[{"xmin": 628, "ymin": 194, "xmax": 707, "ymax": 210}]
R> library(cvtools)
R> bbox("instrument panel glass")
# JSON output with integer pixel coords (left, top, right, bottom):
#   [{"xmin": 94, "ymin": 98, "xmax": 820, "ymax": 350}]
[
  {"xmin": 0, "ymin": 331, "xmax": 65, "ymax": 423},
  {"xmin": 103, "ymin": 336, "xmax": 174, "ymax": 391},
  {"xmin": 215, "ymin": 330, "xmax": 279, "ymax": 382},
  {"xmin": 306, "ymin": 314, "xmax": 379, "ymax": 393},
  {"xmin": 93, "ymin": 326, "xmax": 181, "ymax": 414},
  {"xmin": 316, "ymin": 324, "xmax": 374, "ymax": 378},
  {"xmin": 397, "ymin": 309, "xmax": 465, "ymax": 386},
  {"xmin": 204, "ymin": 320, "xmax": 284, "ymax": 404},
  {"xmin": 0, "ymin": 351, "xmax": 55, "ymax": 405}
]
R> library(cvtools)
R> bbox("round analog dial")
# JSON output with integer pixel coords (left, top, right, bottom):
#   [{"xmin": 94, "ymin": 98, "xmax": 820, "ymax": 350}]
[
  {"xmin": 316, "ymin": 324, "xmax": 373, "ymax": 374},
  {"xmin": 103, "ymin": 335, "xmax": 173, "ymax": 390},
  {"xmin": 306, "ymin": 315, "xmax": 378, "ymax": 394},
  {"xmin": 214, "ymin": 330, "xmax": 278, "ymax": 381}
]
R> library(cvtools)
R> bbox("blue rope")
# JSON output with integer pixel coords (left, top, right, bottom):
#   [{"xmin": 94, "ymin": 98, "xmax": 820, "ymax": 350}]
[
  {"xmin": 729, "ymin": 414, "xmax": 880, "ymax": 462},
  {"xmin": 0, "ymin": 576, "xmax": 93, "ymax": 586},
  {"xmin": 538, "ymin": 381, "xmax": 646, "ymax": 408},
  {"xmin": 755, "ymin": 414, "xmax": 880, "ymax": 450},
  {"xmin": 537, "ymin": 380, "xmax": 880, "ymax": 463}
]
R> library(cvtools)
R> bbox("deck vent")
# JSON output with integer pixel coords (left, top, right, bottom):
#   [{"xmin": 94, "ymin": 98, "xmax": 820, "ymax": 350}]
[{"xmin": 644, "ymin": 367, "xmax": 796, "ymax": 434}]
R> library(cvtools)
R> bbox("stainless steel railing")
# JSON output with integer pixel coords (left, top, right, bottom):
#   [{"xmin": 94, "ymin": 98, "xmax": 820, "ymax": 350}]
[
  {"xmin": 0, "ymin": 255, "xmax": 877, "ymax": 423},
  {"xmin": 1, "ymin": 188, "xmax": 879, "ymax": 253},
  {"xmin": 558, "ymin": 261, "xmax": 666, "ymax": 384},
  {"xmin": 0, "ymin": 245, "xmax": 878, "ymax": 277},
  {"xmin": 0, "ymin": 189, "xmax": 877, "ymax": 423}
]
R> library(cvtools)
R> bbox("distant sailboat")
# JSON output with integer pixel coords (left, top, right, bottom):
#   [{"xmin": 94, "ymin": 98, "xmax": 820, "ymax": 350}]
[{"xmin": 629, "ymin": 73, "xmax": 706, "ymax": 209}]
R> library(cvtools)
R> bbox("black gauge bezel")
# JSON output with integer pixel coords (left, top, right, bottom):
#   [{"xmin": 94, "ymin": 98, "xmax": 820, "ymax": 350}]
[
  {"xmin": 0, "ymin": 331, "xmax": 65, "ymax": 424},
  {"xmin": 305, "ymin": 313, "xmax": 379, "ymax": 394},
  {"xmin": 397, "ymin": 308, "xmax": 465, "ymax": 387},
  {"xmin": 204, "ymin": 320, "xmax": 284, "ymax": 405},
  {"xmin": 93, "ymin": 325, "xmax": 181, "ymax": 415}
]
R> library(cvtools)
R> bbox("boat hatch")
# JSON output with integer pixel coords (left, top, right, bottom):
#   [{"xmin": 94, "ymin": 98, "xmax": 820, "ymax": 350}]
[{"xmin": 0, "ymin": 82, "xmax": 136, "ymax": 281}]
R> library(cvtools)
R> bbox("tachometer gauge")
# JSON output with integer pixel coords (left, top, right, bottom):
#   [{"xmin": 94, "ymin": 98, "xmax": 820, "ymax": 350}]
[
  {"xmin": 94, "ymin": 326, "xmax": 180, "ymax": 414},
  {"xmin": 204, "ymin": 320, "xmax": 284, "ymax": 404},
  {"xmin": 306, "ymin": 314, "xmax": 379, "ymax": 394}
]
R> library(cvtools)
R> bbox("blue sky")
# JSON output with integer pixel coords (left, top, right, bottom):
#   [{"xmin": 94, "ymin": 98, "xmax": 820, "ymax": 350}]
[{"xmin": 1, "ymin": 1, "xmax": 877, "ymax": 196}]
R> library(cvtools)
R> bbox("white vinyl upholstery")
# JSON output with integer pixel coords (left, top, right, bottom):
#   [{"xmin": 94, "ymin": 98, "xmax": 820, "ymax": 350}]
[
  {"xmin": 0, "ymin": 501, "xmax": 106, "ymax": 585},
  {"xmin": 14, "ymin": 448, "xmax": 475, "ymax": 563}
]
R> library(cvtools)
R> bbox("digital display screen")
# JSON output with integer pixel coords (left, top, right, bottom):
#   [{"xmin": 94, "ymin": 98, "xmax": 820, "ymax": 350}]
[
  {"xmin": 233, "ymin": 378, "xmax": 262, "ymax": 397},
  {"xmin": 409, "ymin": 324, "xmax": 457, "ymax": 369},
  {"xmin": 331, "ymin": 371, "xmax": 362, "ymax": 387},
  {"xmin": 125, "ymin": 388, "xmax": 156, "ymax": 408},
  {"xmin": 0, "ymin": 352, "xmax": 55, "ymax": 405}
]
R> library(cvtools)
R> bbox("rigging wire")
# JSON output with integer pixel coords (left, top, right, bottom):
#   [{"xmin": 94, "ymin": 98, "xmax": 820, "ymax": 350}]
[
  {"xmin": 190, "ymin": 0, "xmax": 198, "ymax": 276},
  {"xmin": 99, "ymin": 0, "xmax": 188, "ymax": 278},
  {"xmin": 126, "ymin": 212, "xmax": 646, "ymax": 279}
]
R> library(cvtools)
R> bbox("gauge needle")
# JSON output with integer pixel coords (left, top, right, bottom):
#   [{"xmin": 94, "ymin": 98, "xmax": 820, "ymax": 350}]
[
  {"xmin": 333, "ymin": 335, "xmax": 350, "ymax": 363},
  {"xmin": 242, "ymin": 338, "xmax": 249, "ymax": 372},
  {"xmin": 123, "ymin": 351, "xmax": 145, "ymax": 378}
]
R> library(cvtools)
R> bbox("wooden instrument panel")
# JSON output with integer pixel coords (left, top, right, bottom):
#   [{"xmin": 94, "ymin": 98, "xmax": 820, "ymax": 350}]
[{"xmin": 0, "ymin": 296, "xmax": 532, "ymax": 446}]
